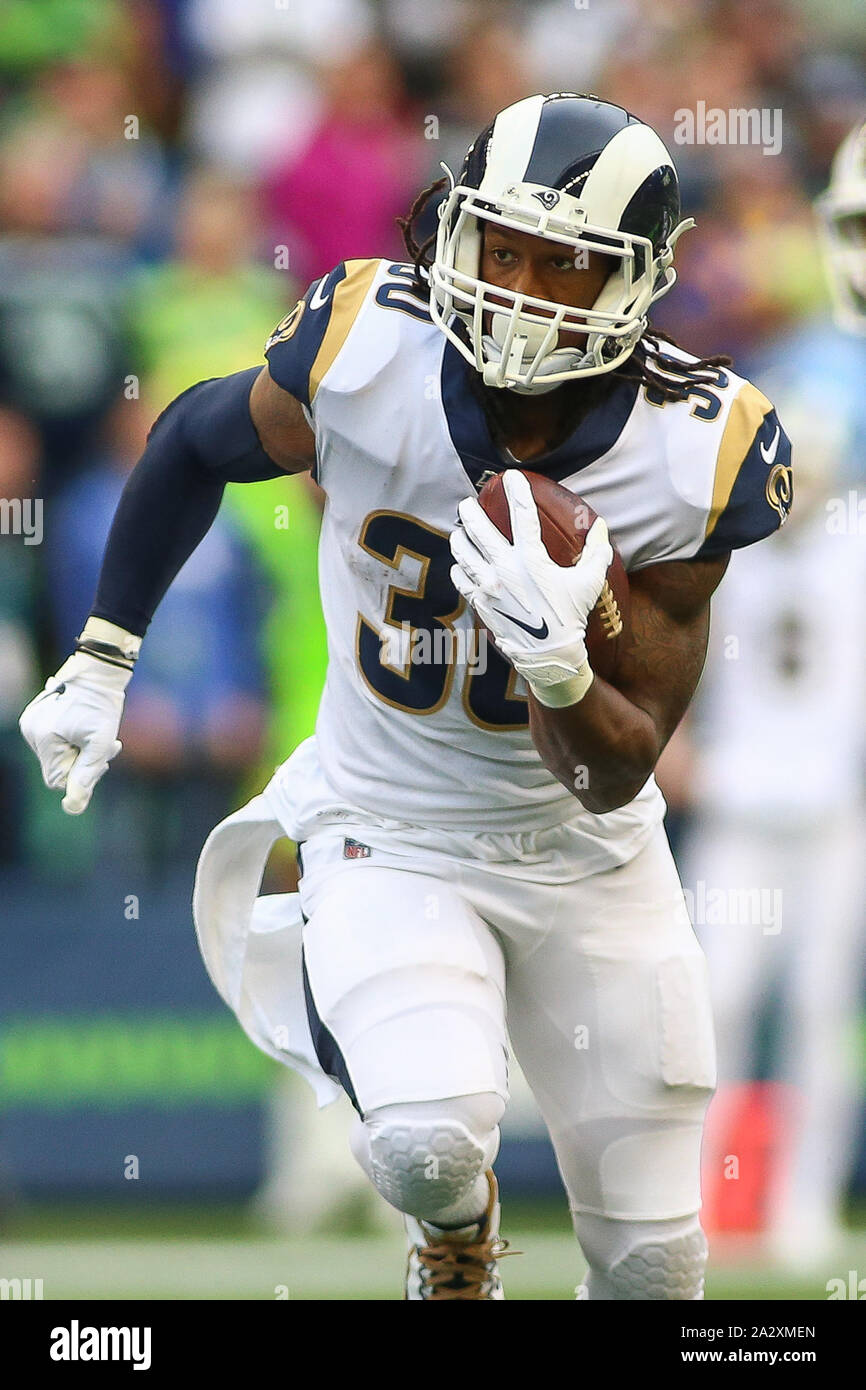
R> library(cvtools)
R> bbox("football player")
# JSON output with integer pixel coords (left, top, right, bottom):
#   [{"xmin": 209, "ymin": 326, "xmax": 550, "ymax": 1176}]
[
  {"xmin": 676, "ymin": 393, "xmax": 866, "ymax": 1267},
  {"xmin": 673, "ymin": 117, "xmax": 866, "ymax": 1266},
  {"xmin": 816, "ymin": 116, "xmax": 866, "ymax": 337},
  {"xmin": 20, "ymin": 95, "xmax": 792, "ymax": 1300}
]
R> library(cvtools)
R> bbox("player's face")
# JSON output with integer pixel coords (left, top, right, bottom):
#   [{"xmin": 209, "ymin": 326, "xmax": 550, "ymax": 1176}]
[{"xmin": 480, "ymin": 223, "xmax": 616, "ymax": 349}]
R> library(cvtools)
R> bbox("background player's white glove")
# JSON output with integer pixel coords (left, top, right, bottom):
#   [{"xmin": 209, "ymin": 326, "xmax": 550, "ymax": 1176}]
[
  {"xmin": 19, "ymin": 618, "xmax": 140, "ymax": 815},
  {"xmin": 449, "ymin": 470, "xmax": 612, "ymax": 708}
]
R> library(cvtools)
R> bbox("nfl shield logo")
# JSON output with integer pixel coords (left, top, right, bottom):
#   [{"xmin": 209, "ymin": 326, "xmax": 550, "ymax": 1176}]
[{"xmin": 343, "ymin": 838, "xmax": 372, "ymax": 860}]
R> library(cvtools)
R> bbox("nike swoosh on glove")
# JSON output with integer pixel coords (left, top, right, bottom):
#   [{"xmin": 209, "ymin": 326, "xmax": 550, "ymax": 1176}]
[
  {"xmin": 449, "ymin": 469, "xmax": 613, "ymax": 708},
  {"xmin": 19, "ymin": 651, "xmax": 131, "ymax": 814}
]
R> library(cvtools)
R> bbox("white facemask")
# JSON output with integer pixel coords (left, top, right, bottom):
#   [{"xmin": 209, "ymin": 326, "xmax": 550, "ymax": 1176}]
[{"xmin": 482, "ymin": 313, "xmax": 588, "ymax": 394}]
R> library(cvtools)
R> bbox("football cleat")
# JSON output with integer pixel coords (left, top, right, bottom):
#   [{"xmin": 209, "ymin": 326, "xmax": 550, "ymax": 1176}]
[
  {"xmin": 403, "ymin": 1170, "xmax": 512, "ymax": 1300},
  {"xmin": 429, "ymin": 93, "xmax": 694, "ymax": 391}
]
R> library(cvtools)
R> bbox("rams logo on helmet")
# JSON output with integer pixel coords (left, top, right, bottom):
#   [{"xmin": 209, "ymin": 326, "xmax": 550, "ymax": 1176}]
[{"xmin": 531, "ymin": 189, "xmax": 561, "ymax": 210}]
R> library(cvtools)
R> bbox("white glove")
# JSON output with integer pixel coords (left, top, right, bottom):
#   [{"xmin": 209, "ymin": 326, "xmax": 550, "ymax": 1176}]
[
  {"xmin": 19, "ymin": 619, "xmax": 139, "ymax": 815},
  {"xmin": 449, "ymin": 469, "xmax": 613, "ymax": 708}
]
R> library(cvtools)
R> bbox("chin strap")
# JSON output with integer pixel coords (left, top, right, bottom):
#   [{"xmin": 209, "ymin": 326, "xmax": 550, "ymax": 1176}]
[{"xmin": 481, "ymin": 331, "xmax": 589, "ymax": 394}]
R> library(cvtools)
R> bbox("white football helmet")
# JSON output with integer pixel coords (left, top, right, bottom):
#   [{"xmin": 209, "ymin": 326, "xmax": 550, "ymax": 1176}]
[
  {"xmin": 815, "ymin": 117, "xmax": 866, "ymax": 336},
  {"xmin": 429, "ymin": 93, "xmax": 694, "ymax": 393}
]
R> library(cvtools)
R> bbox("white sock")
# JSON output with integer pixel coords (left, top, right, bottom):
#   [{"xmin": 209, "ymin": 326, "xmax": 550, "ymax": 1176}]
[{"xmin": 423, "ymin": 1173, "xmax": 491, "ymax": 1234}]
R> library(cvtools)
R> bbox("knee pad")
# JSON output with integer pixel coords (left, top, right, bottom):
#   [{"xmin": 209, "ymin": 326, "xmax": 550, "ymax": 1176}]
[
  {"xmin": 362, "ymin": 1094, "xmax": 503, "ymax": 1220},
  {"xmin": 575, "ymin": 1211, "xmax": 708, "ymax": 1301}
]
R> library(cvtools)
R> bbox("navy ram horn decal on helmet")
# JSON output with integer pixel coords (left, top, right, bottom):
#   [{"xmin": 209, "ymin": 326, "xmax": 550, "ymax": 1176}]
[{"xmin": 429, "ymin": 93, "xmax": 694, "ymax": 393}]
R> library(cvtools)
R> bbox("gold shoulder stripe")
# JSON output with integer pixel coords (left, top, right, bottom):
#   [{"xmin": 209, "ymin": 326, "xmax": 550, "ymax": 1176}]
[
  {"xmin": 309, "ymin": 258, "xmax": 380, "ymax": 402},
  {"xmin": 704, "ymin": 382, "xmax": 773, "ymax": 543}
]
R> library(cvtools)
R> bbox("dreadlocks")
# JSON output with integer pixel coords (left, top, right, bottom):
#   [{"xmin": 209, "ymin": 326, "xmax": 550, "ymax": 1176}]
[
  {"xmin": 396, "ymin": 175, "xmax": 448, "ymax": 279},
  {"xmin": 397, "ymin": 177, "xmax": 732, "ymax": 414}
]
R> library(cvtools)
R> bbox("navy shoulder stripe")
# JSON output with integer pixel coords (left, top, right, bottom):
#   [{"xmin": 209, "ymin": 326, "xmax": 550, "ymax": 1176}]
[
  {"xmin": 695, "ymin": 397, "xmax": 792, "ymax": 559},
  {"xmin": 264, "ymin": 260, "xmax": 380, "ymax": 409},
  {"xmin": 264, "ymin": 264, "xmax": 348, "ymax": 409}
]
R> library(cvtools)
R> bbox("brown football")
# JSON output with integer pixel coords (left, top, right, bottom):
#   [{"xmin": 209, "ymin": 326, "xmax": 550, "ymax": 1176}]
[{"xmin": 476, "ymin": 470, "xmax": 630, "ymax": 684}]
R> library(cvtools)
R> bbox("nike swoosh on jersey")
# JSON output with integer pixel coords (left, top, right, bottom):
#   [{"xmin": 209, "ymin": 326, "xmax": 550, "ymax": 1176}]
[
  {"xmin": 759, "ymin": 424, "xmax": 781, "ymax": 465},
  {"xmin": 491, "ymin": 609, "xmax": 550, "ymax": 639},
  {"xmin": 309, "ymin": 278, "xmax": 331, "ymax": 311}
]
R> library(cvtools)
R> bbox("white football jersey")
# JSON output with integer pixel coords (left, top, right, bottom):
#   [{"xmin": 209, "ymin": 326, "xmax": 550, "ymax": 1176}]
[
  {"xmin": 692, "ymin": 509, "xmax": 866, "ymax": 827},
  {"xmin": 264, "ymin": 258, "xmax": 791, "ymax": 859}
]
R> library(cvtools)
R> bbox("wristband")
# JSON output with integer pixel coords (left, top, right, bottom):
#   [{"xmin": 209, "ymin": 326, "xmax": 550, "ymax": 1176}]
[
  {"xmin": 75, "ymin": 617, "xmax": 142, "ymax": 672},
  {"xmin": 528, "ymin": 660, "xmax": 595, "ymax": 709}
]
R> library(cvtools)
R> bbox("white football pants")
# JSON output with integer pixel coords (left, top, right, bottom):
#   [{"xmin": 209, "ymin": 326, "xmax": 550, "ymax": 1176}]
[{"xmin": 297, "ymin": 820, "xmax": 716, "ymax": 1227}]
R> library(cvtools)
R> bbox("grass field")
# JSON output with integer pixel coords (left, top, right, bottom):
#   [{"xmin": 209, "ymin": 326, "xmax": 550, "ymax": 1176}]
[{"xmin": 3, "ymin": 1205, "xmax": 864, "ymax": 1300}]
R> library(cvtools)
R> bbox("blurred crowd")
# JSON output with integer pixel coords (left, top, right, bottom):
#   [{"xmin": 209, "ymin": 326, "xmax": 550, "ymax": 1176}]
[
  {"xmin": 1, "ymin": 0, "xmax": 865, "ymax": 1236},
  {"xmin": 0, "ymin": 0, "xmax": 863, "ymax": 879}
]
